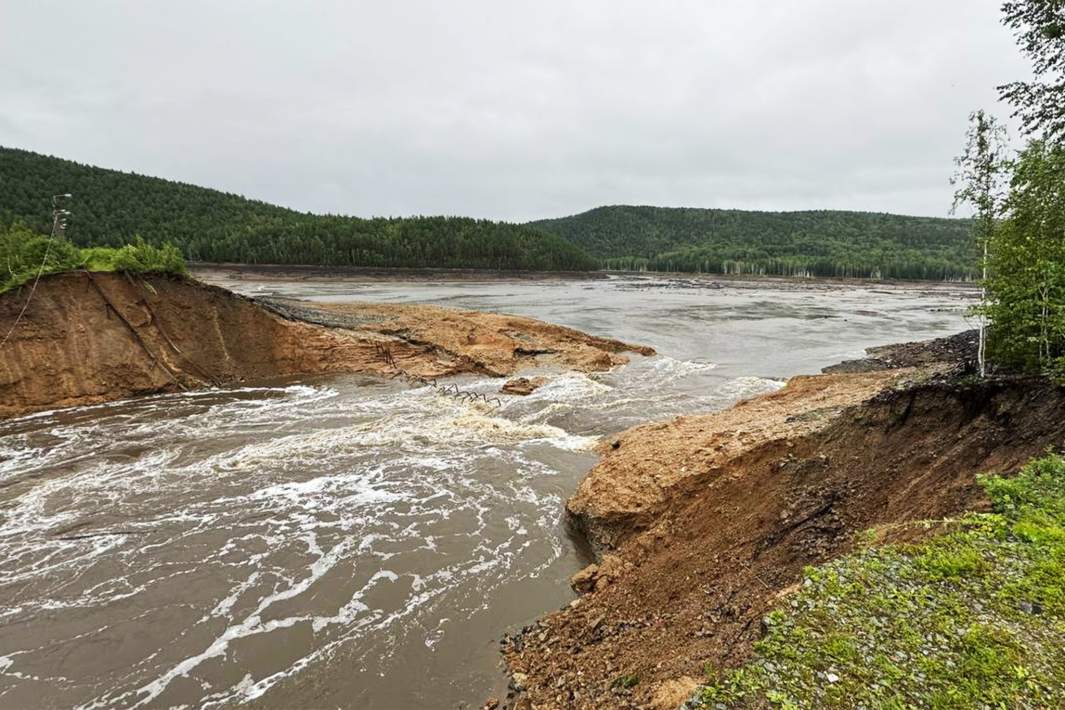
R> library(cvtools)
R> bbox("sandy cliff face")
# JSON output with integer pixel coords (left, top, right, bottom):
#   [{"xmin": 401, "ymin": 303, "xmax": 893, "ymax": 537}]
[
  {"xmin": 504, "ymin": 371, "xmax": 1065, "ymax": 709},
  {"xmin": 0, "ymin": 273, "xmax": 651, "ymax": 418},
  {"xmin": 566, "ymin": 371, "xmax": 907, "ymax": 553}
]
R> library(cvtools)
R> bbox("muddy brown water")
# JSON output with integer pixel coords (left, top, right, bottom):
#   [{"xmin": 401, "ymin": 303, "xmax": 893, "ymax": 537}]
[{"xmin": 0, "ymin": 274, "xmax": 974, "ymax": 709}]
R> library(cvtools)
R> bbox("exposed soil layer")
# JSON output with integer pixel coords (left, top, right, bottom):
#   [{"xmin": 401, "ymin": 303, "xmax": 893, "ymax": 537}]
[
  {"xmin": 567, "ymin": 370, "xmax": 910, "ymax": 554},
  {"xmin": 0, "ymin": 273, "xmax": 651, "ymax": 418},
  {"xmin": 503, "ymin": 369, "xmax": 1065, "ymax": 709},
  {"xmin": 256, "ymin": 297, "xmax": 653, "ymax": 377},
  {"xmin": 823, "ymin": 329, "xmax": 978, "ymax": 374}
]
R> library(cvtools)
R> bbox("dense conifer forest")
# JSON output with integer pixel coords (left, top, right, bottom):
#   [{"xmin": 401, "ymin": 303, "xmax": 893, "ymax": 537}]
[
  {"xmin": 0, "ymin": 147, "xmax": 596, "ymax": 271},
  {"xmin": 2, "ymin": 147, "xmax": 980, "ymax": 279},
  {"xmin": 529, "ymin": 205, "xmax": 978, "ymax": 280}
]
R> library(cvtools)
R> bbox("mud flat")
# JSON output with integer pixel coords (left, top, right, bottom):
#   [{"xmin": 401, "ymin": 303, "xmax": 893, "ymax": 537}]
[
  {"xmin": 0, "ymin": 272, "xmax": 651, "ymax": 418},
  {"xmin": 502, "ymin": 335, "xmax": 1065, "ymax": 709},
  {"xmin": 192, "ymin": 263, "xmax": 609, "ymax": 282}
]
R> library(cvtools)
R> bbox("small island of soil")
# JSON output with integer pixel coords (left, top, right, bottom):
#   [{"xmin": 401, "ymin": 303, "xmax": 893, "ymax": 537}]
[{"xmin": 500, "ymin": 376, "xmax": 549, "ymax": 396}]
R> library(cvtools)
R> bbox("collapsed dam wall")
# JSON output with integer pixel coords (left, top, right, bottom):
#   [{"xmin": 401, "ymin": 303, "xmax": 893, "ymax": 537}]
[{"xmin": 0, "ymin": 272, "xmax": 651, "ymax": 418}]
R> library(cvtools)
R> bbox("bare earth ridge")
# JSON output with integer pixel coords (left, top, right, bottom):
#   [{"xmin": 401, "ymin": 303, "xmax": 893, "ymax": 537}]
[{"xmin": 0, "ymin": 272, "xmax": 652, "ymax": 419}]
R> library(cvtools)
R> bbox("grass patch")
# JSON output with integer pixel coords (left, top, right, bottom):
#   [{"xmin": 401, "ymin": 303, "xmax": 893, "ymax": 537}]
[
  {"xmin": 690, "ymin": 453, "xmax": 1065, "ymax": 709},
  {"xmin": 1, "ymin": 224, "xmax": 185, "ymax": 293}
]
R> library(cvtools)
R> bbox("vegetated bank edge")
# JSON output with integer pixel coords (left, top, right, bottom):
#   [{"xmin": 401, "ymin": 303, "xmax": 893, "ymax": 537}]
[
  {"xmin": 500, "ymin": 332, "xmax": 1065, "ymax": 709},
  {"xmin": 689, "ymin": 452, "xmax": 1065, "ymax": 708}
]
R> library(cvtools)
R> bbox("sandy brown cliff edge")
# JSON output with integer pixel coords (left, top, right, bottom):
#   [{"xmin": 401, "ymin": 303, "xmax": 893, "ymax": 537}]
[
  {"xmin": 504, "ymin": 365, "xmax": 1065, "ymax": 709},
  {"xmin": 566, "ymin": 370, "xmax": 907, "ymax": 553},
  {"xmin": 0, "ymin": 272, "xmax": 652, "ymax": 418}
]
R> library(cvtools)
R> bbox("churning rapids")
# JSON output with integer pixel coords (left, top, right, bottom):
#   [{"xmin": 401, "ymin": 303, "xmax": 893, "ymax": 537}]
[{"xmin": 0, "ymin": 274, "xmax": 974, "ymax": 709}]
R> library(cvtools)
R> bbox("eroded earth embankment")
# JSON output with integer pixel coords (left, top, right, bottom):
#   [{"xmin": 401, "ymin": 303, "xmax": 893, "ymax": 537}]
[
  {"xmin": 0, "ymin": 272, "xmax": 651, "ymax": 418},
  {"xmin": 503, "ymin": 337, "xmax": 1065, "ymax": 709}
]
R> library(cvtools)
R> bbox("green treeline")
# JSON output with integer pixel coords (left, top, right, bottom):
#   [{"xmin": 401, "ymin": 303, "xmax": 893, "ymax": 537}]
[
  {"xmin": 0, "ymin": 147, "xmax": 596, "ymax": 272},
  {"xmin": 982, "ymin": 139, "xmax": 1065, "ymax": 373},
  {"xmin": 1, "ymin": 146, "xmax": 982, "ymax": 280},
  {"xmin": 529, "ymin": 206, "xmax": 978, "ymax": 280}
]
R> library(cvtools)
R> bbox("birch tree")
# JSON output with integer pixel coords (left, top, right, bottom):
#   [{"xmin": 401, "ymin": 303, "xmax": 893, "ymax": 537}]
[{"xmin": 951, "ymin": 111, "xmax": 1010, "ymax": 376}]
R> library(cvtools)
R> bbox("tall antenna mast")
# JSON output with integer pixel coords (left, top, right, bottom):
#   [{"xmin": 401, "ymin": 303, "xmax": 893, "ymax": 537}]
[{"xmin": 51, "ymin": 193, "xmax": 72, "ymax": 239}]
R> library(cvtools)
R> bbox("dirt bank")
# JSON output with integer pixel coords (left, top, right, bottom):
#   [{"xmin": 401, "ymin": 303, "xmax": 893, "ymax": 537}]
[
  {"xmin": 567, "ymin": 370, "xmax": 911, "ymax": 554},
  {"xmin": 255, "ymin": 297, "xmax": 653, "ymax": 377},
  {"xmin": 504, "ymin": 358, "xmax": 1065, "ymax": 708},
  {"xmin": 0, "ymin": 272, "xmax": 651, "ymax": 418},
  {"xmin": 823, "ymin": 329, "xmax": 979, "ymax": 374}
]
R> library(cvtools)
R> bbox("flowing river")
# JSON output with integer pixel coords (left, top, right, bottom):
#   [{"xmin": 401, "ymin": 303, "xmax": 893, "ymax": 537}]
[{"xmin": 0, "ymin": 274, "xmax": 974, "ymax": 709}]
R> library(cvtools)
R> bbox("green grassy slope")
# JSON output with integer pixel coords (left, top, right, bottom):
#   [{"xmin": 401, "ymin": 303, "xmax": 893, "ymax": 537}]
[
  {"xmin": 0, "ymin": 147, "xmax": 596, "ymax": 271},
  {"xmin": 529, "ymin": 205, "xmax": 977, "ymax": 280},
  {"xmin": 690, "ymin": 453, "xmax": 1065, "ymax": 708}
]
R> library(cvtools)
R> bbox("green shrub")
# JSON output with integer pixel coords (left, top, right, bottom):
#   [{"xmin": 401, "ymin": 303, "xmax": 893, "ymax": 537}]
[
  {"xmin": 82, "ymin": 236, "xmax": 187, "ymax": 275},
  {"xmin": 0, "ymin": 225, "xmax": 186, "ymax": 293}
]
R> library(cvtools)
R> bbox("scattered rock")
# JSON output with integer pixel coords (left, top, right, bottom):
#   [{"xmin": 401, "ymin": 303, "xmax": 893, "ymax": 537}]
[
  {"xmin": 500, "ymin": 376, "xmax": 549, "ymax": 396},
  {"xmin": 823, "ymin": 330, "xmax": 978, "ymax": 374},
  {"xmin": 650, "ymin": 677, "xmax": 701, "ymax": 710},
  {"xmin": 571, "ymin": 563, "xmax": 600, "ymax": 593}
]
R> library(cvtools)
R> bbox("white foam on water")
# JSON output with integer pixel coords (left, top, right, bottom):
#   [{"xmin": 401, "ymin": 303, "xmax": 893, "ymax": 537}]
[
  {"xmin": 1, "ymin": 375, "xmax": 590, "ymax": 708},
  {"xmin": 645, "ymin": 355, "xmax": 719, "ymax": 378},
  {"xmin": 124, "ymin": 532, "xmax": 361, "ymax": 708},
  {"xmin": 713, "ymin": 376, "xmax": 787, "ymax": 402},
  {"xmin": 519, "ymin": 372, "xmax": 613, "ymax": 402}
]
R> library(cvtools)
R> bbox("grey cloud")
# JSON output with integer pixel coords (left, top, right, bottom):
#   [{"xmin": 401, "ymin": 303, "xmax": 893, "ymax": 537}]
[{"xmin": 1, "ymin": 0, "xmax": 1030, "ymax": 221}]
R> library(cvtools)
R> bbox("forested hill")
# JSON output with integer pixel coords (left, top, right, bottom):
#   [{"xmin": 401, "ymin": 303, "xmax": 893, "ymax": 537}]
[
  {"xmin": 528, "ymin": 205, "xmax": 977, "ymax": 280},
  {"xmin": 1, "ymin": 148, "xmax": 978, "ymax": 279},
  {"xmin": 0, "ymin": 147, "xmax": 596, "ymax": 271}
]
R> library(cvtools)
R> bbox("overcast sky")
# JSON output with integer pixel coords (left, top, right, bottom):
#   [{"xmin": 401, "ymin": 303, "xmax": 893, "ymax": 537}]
[{"xmin": 1, "ymin": 1, "xmax": 1029, "ymax": 221}]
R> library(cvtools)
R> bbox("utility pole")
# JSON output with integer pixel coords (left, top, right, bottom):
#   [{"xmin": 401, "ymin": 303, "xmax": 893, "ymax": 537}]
[
  {"xmin": 51, "ymin": 193, "xmax": 72, "ymax": 239},
  {"xmin": 0, "ymin": 193, "xmax": 75, "ymax": 351}
]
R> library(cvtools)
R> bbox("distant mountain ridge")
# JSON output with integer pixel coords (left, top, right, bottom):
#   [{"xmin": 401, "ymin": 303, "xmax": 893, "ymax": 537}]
[
  {"xmin": 0, "ymin": 147, "xmax": 597, "ymax": 271},
  {"xmin": 528, "ymin": 205, "xmax": 976, "ymax": 280},
  {"xmin": 1, "ymin": 147, "xmax": 976, "ymax": 279}
]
